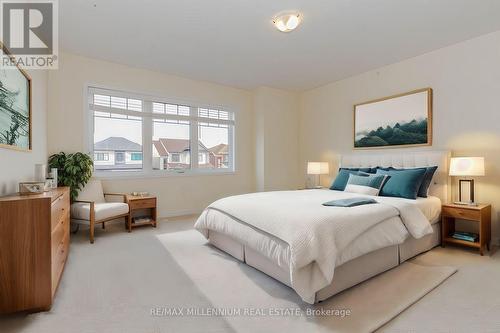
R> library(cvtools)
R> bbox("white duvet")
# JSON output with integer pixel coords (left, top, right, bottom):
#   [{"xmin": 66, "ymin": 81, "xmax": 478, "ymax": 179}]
[{"xmin": 195, "ymin": 190, "xmax": 433, "ymax": 303}]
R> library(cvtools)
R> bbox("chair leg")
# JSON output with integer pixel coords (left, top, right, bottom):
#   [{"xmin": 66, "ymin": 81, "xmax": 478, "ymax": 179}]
[
  {"xmin": 90, "ymin": 219, "xmax": 95, "ymax": 244},
  {"xmin": 89, "ymin": 202, "xmax": 95, "ymax": 244}
]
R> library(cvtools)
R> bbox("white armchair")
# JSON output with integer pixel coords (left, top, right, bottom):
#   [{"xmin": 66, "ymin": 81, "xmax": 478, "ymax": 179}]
[{"xmin": 71, "ymin": 179, "xmax": 130, "ymax": 243}]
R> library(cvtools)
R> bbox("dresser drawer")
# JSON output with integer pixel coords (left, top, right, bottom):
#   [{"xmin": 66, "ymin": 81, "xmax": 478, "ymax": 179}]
[
  {"xmin": 442, "ymin": 207, "xmax": 480, "ymax": 221},
  {"xmin": 51, "ymin": 212, "xmax": 69, "ymax": 259},
  {"xmin": 129, "ymin": 198, "xmax": 155, "ymax": 210},
  {"xmin": 51, "ymin": 232, "xmax": 69, "ymax": 295},
  {"xmin": 51, "ymin": 193, "xmax": 69, "ymax": 231}
]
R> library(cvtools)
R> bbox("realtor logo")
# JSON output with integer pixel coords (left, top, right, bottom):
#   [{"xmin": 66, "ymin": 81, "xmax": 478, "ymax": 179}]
[{"xmin": 0, "ymin": 0, "xmax": 58, "ymax": 69}]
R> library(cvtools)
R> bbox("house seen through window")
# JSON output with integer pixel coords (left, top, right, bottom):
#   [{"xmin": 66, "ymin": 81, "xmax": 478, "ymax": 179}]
[{"xmin": 89, "ymin": 87, "xmax": 234, "ymax": 174}]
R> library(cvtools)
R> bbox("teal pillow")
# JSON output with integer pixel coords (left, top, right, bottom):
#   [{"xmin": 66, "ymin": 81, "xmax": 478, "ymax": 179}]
[
  {"xmin": 377, "ymin": 166, "xmax": 438, "ymax": 198},
  {"xmin": 376, "ymin": 168, "xmax": 427, "ymax": 199},
  {"xmin": 322, "ymin": 197, "xmax": 378, "ymax": 207},
  {"xmin": 330, "ymin": 169, "xmax": 369, "ymax": 191}
]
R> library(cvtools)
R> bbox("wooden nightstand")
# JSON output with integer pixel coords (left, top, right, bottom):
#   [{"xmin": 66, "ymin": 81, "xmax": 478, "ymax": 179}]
[
  {"xmin": 441, "ymin": 203, "xmax": 491, "ymax": 255},
  {"xmin": 125, "ymin": 195, "xmax": 157, "ymax": 232}
]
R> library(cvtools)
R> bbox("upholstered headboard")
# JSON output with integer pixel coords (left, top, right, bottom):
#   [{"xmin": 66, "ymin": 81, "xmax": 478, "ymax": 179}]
[{"xmin": 339, "ymin": 150, "xmax": 451, "ymax": 202}]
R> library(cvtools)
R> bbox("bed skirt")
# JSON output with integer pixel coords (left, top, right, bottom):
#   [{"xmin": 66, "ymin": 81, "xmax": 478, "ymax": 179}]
[{"xmin": 206, "ymin": 223, "xmax": 441, "ymax": 303}]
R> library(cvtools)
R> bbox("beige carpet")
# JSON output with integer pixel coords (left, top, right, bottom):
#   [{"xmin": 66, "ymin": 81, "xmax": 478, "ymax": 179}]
[
  {"xmin": 157, "ymin": 230, "xmax": 457, "ymax": 333},
  {"xmin": 0, "ymin": 220, "xmax": 234, "ymax": 333},
  {"xmin": 2, "ymin": 217, "xmax": 498, "ymax": 333}
]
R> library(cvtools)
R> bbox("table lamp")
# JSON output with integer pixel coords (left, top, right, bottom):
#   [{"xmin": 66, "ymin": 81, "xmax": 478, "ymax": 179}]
[
  {"xmin": 307, "ymin": 162, "xmax": 329, "ymax": 188},
  {"xmin": 449, "ymin": 157, "xmax": 485, "ymax": 205}
]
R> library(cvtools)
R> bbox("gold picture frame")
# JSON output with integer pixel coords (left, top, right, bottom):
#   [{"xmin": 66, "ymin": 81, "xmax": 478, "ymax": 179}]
[
  {"xmin": 0, "ymin": 42, "xmax": 32, "ymax": 152},
  {"xmin": 353, "ymin": 88, "xmax": 432, "ymax": 150}
]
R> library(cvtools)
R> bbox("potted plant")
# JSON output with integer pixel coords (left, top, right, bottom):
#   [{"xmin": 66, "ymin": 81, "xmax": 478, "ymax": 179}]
[{"xmin": 48, "ymin": 152, "xmax": 93, "ymax": 201}]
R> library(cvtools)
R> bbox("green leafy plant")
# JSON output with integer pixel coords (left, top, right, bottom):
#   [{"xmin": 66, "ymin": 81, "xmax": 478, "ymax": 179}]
[{"xmin": 48, "ymin": 152, "xmax": 94, "ymax": 201}]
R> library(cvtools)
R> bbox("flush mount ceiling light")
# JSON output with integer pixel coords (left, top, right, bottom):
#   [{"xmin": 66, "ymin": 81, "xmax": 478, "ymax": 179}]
[{"xmin": 272, "ymin": 12, "xmax": 302, "ymax": 33}]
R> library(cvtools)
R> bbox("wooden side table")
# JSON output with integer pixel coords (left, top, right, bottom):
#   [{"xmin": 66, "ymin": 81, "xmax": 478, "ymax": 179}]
[
  {"xmin": 125, "ymin": 195, "xmax": 157, "ymax": 232},
  {"xmin": 441, "ymin": 203, "xmax": 491, "ymax": 255}
]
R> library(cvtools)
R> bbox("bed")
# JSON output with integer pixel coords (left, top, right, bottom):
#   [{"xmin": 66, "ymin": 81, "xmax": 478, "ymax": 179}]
[{"xmin": 195, "ymin": 151, "xmax": 451, "ymax": 304}]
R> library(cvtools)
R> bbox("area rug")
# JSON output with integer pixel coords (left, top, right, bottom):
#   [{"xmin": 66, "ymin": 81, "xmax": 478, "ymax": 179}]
[{"xmin": 157, "ymin": 230, "xmax": 457, "ymax": 333}]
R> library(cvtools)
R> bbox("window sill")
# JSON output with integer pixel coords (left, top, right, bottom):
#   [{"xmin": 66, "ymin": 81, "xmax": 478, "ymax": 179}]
[{"xmin": 93, "ymin": 169, "xmax": 237, "ymax": 180}]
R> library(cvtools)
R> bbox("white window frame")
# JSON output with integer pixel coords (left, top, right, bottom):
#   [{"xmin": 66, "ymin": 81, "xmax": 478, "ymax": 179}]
[{"xmin": 85, "ymin": 85, "xmax": 236, "ymax": 179}]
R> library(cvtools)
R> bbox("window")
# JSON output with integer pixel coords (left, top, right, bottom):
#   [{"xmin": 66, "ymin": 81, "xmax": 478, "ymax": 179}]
[
  {"xmin": 115, "ymin": 152, "xmax": 125, "ymax": 164},
  {"xmin": 198, "ymin": 152, "xmax": 206, "ymax": 164},
  {"xmin": 130, "ymin": 152, "xmax": 142, "ymax": 161},
  {"xmin": 91, "ymin": 92, "xmax": 143, "ymax": 171},
  {"xmin": 199, "ymin": 124, "xmax": 230, "ymax": 169},
  {"xmin": 170, "ymin": 153, "xmax": 180, "ymax": 163},
  {"xmin": 152, "ymin": 102, "xmax": 191, "ymax": 171},
  {"xmin": 198, "ymin": 108, "xmax": 232, "ymax": 169},
  {"xmin": 88, "ymin": 87, "xmax": 235, "ymax": 175},
  {"xmin": 94, "ymin": 153, "xmax": 109, "ymax": 161}
]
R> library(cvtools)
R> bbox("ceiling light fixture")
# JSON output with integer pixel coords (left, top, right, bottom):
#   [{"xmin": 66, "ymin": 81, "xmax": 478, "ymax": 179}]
[{"xmin": 272, "ymin": 12, "xmax": 302, "ymax": 33}]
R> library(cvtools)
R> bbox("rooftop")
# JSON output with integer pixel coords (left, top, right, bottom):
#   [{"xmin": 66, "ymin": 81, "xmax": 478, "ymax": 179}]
[{"xmin": 94, "ymin": 137, "xmax": 142, "ymax": 151}]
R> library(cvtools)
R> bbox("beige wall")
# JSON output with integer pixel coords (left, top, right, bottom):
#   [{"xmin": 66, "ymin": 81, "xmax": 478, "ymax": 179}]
[
  {"xmin": 46, "ymin": 30, "xmax": 500, "ymax": 237},
  {"xmin": 299, "ymin": 31, "xmax": 500, "ymax": 243},
  {"xmin": 0, "ymin": 70, "xmax": 48, "ymax": 195},
  {"xmin": 254, "ymin": 87, "xmax": 300, "ymax": 191},
  {"xmin": 47, "ymin": 52, "xmax": 255, "ymax": 217}
]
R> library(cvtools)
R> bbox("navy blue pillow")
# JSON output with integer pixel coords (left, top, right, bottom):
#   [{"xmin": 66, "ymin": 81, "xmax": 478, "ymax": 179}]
[
  {"xmin": 376, "ymin": 166, "xmax": 438, "ymax": 198},
  {"xmin": 330, "ymin": 169, "xmax": 369, "ymax": 191},
  {"xmin": 418, "ymin": 166, "xmax": 438, "ymax": 197},
  {"xmin": 339, "ymin": 167, "xmax": 377, "ymax": 174},
  {"xmin": 375, "ymin": 168, "xmax": 427, "ymax": 199}
]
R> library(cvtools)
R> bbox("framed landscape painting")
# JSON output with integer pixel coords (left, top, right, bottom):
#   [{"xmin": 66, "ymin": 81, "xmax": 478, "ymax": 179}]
[
  {"xmin": 0, "ymin": 44, "xmax": 32, "ymax": 151},
  {"xmin": 354, "ymin": 88, "xmax": 432, "ymax": 149}
]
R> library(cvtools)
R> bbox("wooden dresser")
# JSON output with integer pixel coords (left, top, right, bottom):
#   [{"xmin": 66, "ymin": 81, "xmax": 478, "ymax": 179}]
[{"xmin": 0, "ymin": 187, "xmax": 70, "ymax": 313}]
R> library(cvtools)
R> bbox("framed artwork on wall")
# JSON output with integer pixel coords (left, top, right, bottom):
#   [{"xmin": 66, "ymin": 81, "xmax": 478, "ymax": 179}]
[
  {"xmin": 0, "ymin": 43, "xmax": 32, "ymax": 151},
  {"xmin": 354, "ymin": 88, "xmax": 432, "ymax": 149}
]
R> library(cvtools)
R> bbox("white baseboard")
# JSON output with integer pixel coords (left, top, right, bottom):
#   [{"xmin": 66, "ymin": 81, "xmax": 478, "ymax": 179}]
[
  {"xmin": 71, "ymin": 209, "xmax": 201, "ymax": 229},
  {"xmin": 159, "ymin": 209, "xmax": 202, "ymax": 220}
]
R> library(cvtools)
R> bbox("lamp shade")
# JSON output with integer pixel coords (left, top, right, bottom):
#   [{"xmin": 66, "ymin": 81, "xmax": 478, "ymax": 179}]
[
  {"xmin": 449, "ymin": 157, "xmax": 485, "ymax": 176},
  {"xmin": 307, "ymin": 162, "xmax": 329, "ymax": 175}
]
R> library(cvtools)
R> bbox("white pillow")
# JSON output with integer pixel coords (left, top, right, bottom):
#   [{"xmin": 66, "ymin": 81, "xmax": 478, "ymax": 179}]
[{"xmin": 344, "ymin": 174, "xmax": 388, "ymax": 196}]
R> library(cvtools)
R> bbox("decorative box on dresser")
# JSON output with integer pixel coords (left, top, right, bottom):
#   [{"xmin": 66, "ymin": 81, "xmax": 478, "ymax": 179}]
[{"xmin": 0, "ymin": 187, "xmax": 70, "ymax": 313}]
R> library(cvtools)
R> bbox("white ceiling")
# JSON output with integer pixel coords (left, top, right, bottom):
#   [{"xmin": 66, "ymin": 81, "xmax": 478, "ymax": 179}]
[{"xmin": 60, "ymin": 0, "xmax": 500, "ymax": 91}]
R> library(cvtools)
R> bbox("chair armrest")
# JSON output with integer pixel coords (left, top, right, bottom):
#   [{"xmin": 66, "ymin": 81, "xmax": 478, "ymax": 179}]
[
  {"xmin": 104, "ymin": 193, "xmax": 127, "ymax": 203},
  {"xmin": 72, "ymin": 199, "xmax": 95, "ymax": 204},
  {"xmin": 104, "ymin": 192, "xmax": 127, "ymax": 197}
]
